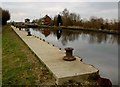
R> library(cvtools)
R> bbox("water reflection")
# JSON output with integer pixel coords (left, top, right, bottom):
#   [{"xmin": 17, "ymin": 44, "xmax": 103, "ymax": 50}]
[
  {"xmin": 80, "ymin": 32, "xmax": 118, "ymax": 44},
  {"xmin": 56, "ymin": 29, "xmax": 62, "ymax": 40},
  {"xmin": 56, "ymin": 29, "xmax": 118, "ymax": 45},
  {"xmin": 40, "ymin": 29, "xmax": 51, "ymax": 37},
  {"xmin": 60, "ymin": 30, "xmax": 80, "ymax": 46},
  {"xmin": 31, "ymin": 28, "xmax": 119, "ymax": 45}
]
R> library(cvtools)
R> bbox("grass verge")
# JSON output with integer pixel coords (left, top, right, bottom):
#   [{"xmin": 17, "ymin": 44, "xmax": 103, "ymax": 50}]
[{"xmin": 2, "ymin": 24, "xmax": 55, "ymax": 86}]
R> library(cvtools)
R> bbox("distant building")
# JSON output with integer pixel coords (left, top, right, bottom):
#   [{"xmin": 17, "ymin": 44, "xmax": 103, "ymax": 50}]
[
  {"xmin": 25, "ymin": 18, "xmax": 30, "ymax": 23},
  {"xmin": 42, "ymin": 15, "xmax": 52, "ymax": 25}
]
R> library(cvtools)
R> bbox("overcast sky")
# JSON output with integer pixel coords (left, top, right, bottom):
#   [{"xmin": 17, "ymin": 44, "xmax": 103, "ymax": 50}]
[{"xmin": 1, "ymin": 0, "xmax": 119, "ymax": 22}]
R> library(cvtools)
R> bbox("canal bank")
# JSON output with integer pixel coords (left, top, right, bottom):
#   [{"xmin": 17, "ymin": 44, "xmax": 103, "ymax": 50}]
[
  {"xmin": 13, "ymin": 23, "xmax": 119, "ymax": 35},
  {"xmin": 12, "ymin": 27, "xmax": 99, "ymax": 84},
  {"xmin": 11, "ymin": 26, "xmax": 100, "ymax": 85}
]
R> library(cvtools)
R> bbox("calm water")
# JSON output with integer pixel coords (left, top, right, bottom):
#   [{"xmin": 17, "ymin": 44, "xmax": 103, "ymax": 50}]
[{"xmin": 29, "ymin": 28, "xmax": 119, "ymax": 85}]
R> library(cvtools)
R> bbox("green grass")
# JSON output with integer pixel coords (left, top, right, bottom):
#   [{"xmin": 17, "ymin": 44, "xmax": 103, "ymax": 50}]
[{"xmin": 2, "ymin": 24, "xmax": 55, "ymax": 86}]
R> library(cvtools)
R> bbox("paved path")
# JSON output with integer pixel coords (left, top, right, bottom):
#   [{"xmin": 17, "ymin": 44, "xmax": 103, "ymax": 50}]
[{"xmin": 12, "ymin": 26, "xmax": 99, "ymax": 85}]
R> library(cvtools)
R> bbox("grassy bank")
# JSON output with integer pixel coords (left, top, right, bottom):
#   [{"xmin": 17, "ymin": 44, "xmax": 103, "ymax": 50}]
[{"xmin": 2, "ymin": 24, "xmax": 55, "ymax": 85}]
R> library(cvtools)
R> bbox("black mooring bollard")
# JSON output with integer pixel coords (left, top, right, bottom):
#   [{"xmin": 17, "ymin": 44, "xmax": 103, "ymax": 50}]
[
  {"xmin": 27, "ymin": 31, "xmax": 31, "ymax": 36},
  {"xmin": 63, "ymin": 47, "xmax": 76, "ymax": 61},
  {"xmin": 26, "ymin": 28, "xmax": 31, "ymax": 36},
  {"xmin": 19, "ymin": 28, "xmax": 21, "ymax": 30}
]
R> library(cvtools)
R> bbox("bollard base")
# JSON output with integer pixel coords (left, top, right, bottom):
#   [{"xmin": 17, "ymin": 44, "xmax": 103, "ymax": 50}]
[
  {"xmin": 63, "ymin": 56, "xmax": 76, "ymax": 61},
  {"xmin": 27, "ymin": 34, "xmax": 32, "ymax": 36}
]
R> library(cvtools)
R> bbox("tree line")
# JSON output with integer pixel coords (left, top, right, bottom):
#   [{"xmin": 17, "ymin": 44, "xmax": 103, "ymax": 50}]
[
  {"xmin": 53, "ymin": 8, "xmax": 119, "ymax": 31},
  {"xmin": 0, "ymin": 7, "xmax": 10, "ymax": 25},
  {"xmin": 4, "ymin": 7, "xmax": 117, "ymax": 31}
]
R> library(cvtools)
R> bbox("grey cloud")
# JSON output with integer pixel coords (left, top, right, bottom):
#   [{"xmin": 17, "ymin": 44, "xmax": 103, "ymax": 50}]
[{"xmin": 1, "ymin": 2, "xmax": 118, "ymax": 21}]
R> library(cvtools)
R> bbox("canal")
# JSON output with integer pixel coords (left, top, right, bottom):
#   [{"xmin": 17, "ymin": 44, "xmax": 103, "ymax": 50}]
[{"xmin": 29, "ymin": 27, "xmax": 118, "ymax": 85}]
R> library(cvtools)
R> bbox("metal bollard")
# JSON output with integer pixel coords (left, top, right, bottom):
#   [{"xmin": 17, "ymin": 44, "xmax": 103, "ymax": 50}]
[
  {"xmin": 19, "ymin": 28, "xmax": 21, "ymax": 30},
  {"xmin": 27, "ymin": 29, "xmax": 31, "ymax": 36},
  {"xmin": 43, "ymin": 39, "xmax": 45, "ymax": 42},
  {"xmin": 59, "ymin": 48, "xmax": 61, "ymax": 50},
  {"xmin": 27, "ymin": 31, "xmax": 31, "ymax": 36},
  {"xmin": 63, "ymin": 47, "xmax": 76, "ymax": 61}
]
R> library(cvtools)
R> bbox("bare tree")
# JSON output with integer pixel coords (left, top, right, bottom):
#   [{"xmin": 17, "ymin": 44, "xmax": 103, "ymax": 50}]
[{"xmin": 1, "ymin": 7, "xmax": 10, "ymax": 25}]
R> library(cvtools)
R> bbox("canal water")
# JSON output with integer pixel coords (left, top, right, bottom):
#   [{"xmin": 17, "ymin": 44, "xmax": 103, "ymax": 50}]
[{"xmin": 29, "ymin": 28, "xmax": 118, "ymax": 85}]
